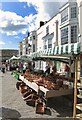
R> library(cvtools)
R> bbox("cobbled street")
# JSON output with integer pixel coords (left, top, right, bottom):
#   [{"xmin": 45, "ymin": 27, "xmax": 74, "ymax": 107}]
[{"xmin": 0, "ymin": 71, "xmax": 73, "ymax": 120}]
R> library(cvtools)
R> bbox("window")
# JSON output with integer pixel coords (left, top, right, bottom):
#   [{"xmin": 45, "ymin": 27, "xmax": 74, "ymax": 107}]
[
  {"xmin": 26, "ymin": 40, "xmax": 28, "ymax": 44},
  {"xmin": 33, "ymin": 36, "xmax": 35, "ymax": 40},
  {"xmin": 48, "ymin": 38, "xmax": 52, "ymax": 48},
  {"xmin": 61, "ymin": 8, "xmax": 68, "ymax": 23},
  {"xmin": 20, "ymin": 51, "xmax": 22, "ymax": 55},
  {"xmin": 61, "ymin": 27, "xmax": 68, "ymax": 45},
  {"xmin": 44, "ymin": 39, "xmax": 47, "ymax": 50},
  {"xmin": 26, "ymin": 48, "xmax": 28, "ymax": 54},
  {"xmin": 30, "ymin": 36, "xmax": 32, "ymax": 40},
  {"xmin": 46, "ymin": 26, "xmax": 49, "ymax": 35},
  {"xmin": 33, "ymin": 44, "xmax": 35, "ymax": 52},
  {"xmin": 71, "ymin": 25, "xmax": 77, "ymax": 43},
  {"xmin": 71, "ymin": 7, "xmax": 77, "ymax": 19},
  {"xmin": 44, "ymin": 45, "xmax": 47, "ymax": 49}
]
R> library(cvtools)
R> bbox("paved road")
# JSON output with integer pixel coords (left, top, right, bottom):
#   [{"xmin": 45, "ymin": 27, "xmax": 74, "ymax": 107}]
[{"xmin": 0, "ymin": 71, "xmax": 73, "ymax": 119}]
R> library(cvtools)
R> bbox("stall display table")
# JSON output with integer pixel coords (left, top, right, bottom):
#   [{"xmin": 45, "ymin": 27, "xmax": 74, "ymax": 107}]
[{"xmin": 19, "ymin": 75, "xmax": 73, "ymax": 98}]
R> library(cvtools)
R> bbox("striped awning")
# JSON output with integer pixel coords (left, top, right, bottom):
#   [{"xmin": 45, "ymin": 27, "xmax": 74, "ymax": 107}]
[{"xmin": 32, "ymin": 42, "xmax": 80, "ymax": 59}]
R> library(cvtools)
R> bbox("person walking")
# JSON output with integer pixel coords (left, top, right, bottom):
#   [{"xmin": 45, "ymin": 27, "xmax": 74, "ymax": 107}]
[
  {"xmin": 64, "ymin": 64, "xmax": 70, "ymax": 78},
  {"xmin": 19, "ymin": 62, "xmax": 23, "ymax": 73},
  {"xmin": 1, "ymin": 63, "xmax": 6, "ymax": 73},
  {"xmin": 45, "ymin": 63, "xmax": 50, "ymax": 76},
  {"xmin": 70, "ymin": 60, "xmax": 75, "ymax": 78},
  {"xmin": 52, "ymin": 64, "xmax": 57, "ymax": 74}
]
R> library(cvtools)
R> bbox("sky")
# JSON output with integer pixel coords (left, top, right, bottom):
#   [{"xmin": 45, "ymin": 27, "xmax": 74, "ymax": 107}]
[{"xmin": 0, "ymin": 0, "xmax": 66, "ymax": 50}]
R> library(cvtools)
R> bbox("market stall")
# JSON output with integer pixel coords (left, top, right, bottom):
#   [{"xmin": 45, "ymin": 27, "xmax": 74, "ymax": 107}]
[
  {"xmin": 19, "ymin": 70, "xmax": 73, "ymax": 98},
  {"xmin": 18, "ymin": 43, "xmax": 80, "ymax": 98},
  {"xmin": 15, "ymin": 42, "xmax": 80, "ymax": 114}
]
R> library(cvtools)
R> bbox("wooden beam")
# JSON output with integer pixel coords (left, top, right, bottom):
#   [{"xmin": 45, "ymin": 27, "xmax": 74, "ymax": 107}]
[{"xmin": 73, "ymin": 56, "xmax": 78, "ymax": 118}]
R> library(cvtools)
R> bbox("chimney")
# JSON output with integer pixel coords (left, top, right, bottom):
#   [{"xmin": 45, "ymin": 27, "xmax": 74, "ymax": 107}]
[{"xmin": 40, "ymin": 21, "xmax": 44, "ymax": 27}]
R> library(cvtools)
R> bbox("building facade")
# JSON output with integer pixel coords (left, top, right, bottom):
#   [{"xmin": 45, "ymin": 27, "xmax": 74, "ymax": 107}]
[
  {"xmin": 18, "ymin": 0, "xmax": 82, "ymax": 72},
  {"xmin": 28, "ymin": 31, "xmax": 37, "ymax": 54},
  {"xmin": 36, "ymin": 13, "xmax": 61, "ymax": 71},
  {"xmin": 22, "ymin": 36, "xmax": 28, "ymax": 56},
  {"xmin": 19, "ymin": 41, "xmax": 23, "ymax": 56},
  {"xmin": 19, "ymin": 31, "xmax": 37, "ymax": 56},
  {"xmin": 59, "ymin": 1, "xmax": 78, "ymax": 45},
  {"xmin": 35, "ymin": 1, "xmax": 79, "ymax": 71},
  {"xmin": 0, "ymin": 49, "xmax": 18, "ymax": 62}
]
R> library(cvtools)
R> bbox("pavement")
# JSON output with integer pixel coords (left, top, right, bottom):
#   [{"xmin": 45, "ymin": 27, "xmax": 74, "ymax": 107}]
[{"xmin": 0, "ymin": 71, "xmax": 74, "ymax": 120}]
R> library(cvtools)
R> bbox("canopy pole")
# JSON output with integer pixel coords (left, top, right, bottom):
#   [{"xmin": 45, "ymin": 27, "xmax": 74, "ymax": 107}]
[{"xmin": 73, "ymin": 55, "xmax": 78, "ymax": 118}]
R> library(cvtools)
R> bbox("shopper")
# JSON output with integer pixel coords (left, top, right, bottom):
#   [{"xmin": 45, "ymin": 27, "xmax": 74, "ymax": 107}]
[
  {"xmin": 1, "ymin": 63, "xmax": 5, "ymax": 73},
  {"xmin": 70, "ymin": 60, "xmax": 75, "ymax": 78},
  {"xmin": 52, "ymin": 64, "xmax": 57, "ymax": 74},
  {"xmin": 19, "ymin": 62, "xmax": 23, "ymax": 73},
  {"xmin": 45, "ymin": 64, "xmax": 50, "ymax": 76},
  {"xmin": 64, "ymin": 64, "xmax": 70, "ymax": 77},
  {"xmin": 23, "ymin": 64, "xmax": 27, "ymax": 73}
]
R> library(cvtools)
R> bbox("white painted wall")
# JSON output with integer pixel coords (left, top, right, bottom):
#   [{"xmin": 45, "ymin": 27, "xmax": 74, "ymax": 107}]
[
  {"xmin": 37, "ymin": 26, "xmax": 44, "ymax": 52},
  {"xmin": 42, "ymin": 13, "xmax": 60, "ymax": 49},
  {"xmin": 77, "ymin": 0, "xmax": 82, "ymax": 50}
]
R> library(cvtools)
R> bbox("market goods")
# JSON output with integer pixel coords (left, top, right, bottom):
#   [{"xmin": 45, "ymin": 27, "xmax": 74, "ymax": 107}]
[
  {"xmin": 35, "ymin": 98, "xmax": 45, "ymax": 114},
  {"xmin": 21, "ymin": 71, "xmax": 72, "ymax": 90},
  {"xmin": 19, "ymin": 85, "xmax": 28, "ymax": 94},
  {"xmin": 16, "ymin": 81, "xmax": 22, "ymax": 90}
]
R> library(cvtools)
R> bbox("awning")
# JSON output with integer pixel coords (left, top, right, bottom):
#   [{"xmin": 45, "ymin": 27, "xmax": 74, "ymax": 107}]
[
  {"xmin": 18, "ymin": 55, "xmax": 32, "ymax": 61},
  {"xmin": 33, "ymin": 55, "xmax": 70, "ymax": 63},
  {"xmin": 32, "ymin": 42, "xmax": 80, "ymax": 59}
]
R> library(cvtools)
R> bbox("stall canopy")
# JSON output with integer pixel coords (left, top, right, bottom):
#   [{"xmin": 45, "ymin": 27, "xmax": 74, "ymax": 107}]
[
  {"xmin": 32, "ymin": 42, "xmax": 80, "ymax": 60},
  {"xmin": 19, "ymin": 55, "xmax": 32, "ymax": 62},
  {"xmin": 9, "ymin": 55, "xmax": 19, "ymax": 61}
]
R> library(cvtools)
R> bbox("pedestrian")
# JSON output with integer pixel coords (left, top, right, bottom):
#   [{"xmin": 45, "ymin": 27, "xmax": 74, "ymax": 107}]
[
  {"xmin": 33, "ymin": 62, "xmax": 35, "ymax": 69},
  {"xmin": 7, "ymin": 63, "xmax": 10, "ymax": 71},
  {"xmin": 64, "ymin": 64, "xmax": 70, "ymax": 77},
  {"xmin": 45, "ymin": 63, "xmax": 50, "ymax": 76},
  {"xmin": 19, "ymin": 62, "xmax": 23, "ymax": 73},
  {"xmin": 1, "ymin": 63, "xmax": 6, "ymax": 73},
  {"xmin": 70, "ymin": 60, "xmax": 75, "ymax": 78},
  {"xmin": 52, "ymin": 64, "xmax": 57, "ymax": 74},
  {"xmin": 23, "ymin": 63, "xmax": 27, "ymax": 73}
]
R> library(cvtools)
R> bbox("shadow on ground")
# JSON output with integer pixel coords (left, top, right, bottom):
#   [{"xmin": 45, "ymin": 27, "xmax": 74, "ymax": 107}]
[
  {"xmin": 26, "ymin": 102, "xmax": 52, "ymax": 116},
  {"xmin": 47, "ymin": 95, "xmax": 73, "ymax": 117},
  {"xmin": 0, "ymin": 107, "xmax": 21, "ymax": 119}
]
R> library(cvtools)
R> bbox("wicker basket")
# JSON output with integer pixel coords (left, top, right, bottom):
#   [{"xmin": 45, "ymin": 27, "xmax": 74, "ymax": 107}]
[{"xmin": 35, "ymin": 99, "xmax": 45, "ymax": 114}]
